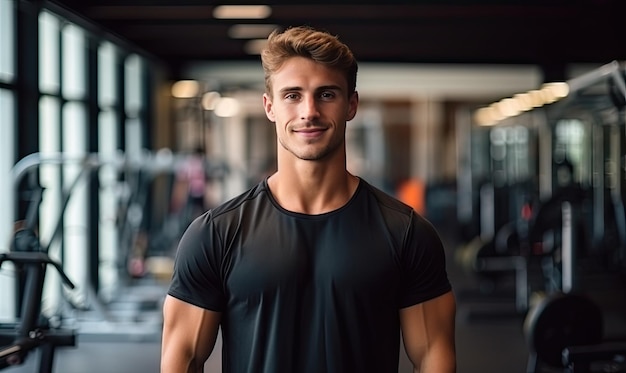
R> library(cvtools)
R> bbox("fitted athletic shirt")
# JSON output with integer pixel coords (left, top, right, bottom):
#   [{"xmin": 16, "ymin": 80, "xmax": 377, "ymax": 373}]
[{"xmin": 168, "ymin": 178, "xmax": 452, "ymax": 373}]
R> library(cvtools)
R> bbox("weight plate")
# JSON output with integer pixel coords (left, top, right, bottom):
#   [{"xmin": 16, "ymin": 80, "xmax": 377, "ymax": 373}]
[{"xmin": 524, "ymin": 292, "xmax": 604, "ymax": 368}]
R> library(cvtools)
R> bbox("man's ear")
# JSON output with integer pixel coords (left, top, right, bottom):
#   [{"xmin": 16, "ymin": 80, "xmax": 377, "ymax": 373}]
[
  {"xmin": 347, "ymin": 91, "xmax": 359, "ymax": 121},
  {"xmin": 263, "ymin": 93, "xmax": 275, "ymax": 122}
]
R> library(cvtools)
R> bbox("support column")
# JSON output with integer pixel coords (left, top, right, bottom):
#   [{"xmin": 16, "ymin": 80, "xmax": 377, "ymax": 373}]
[{"xmin": 411, "ymin": 97, "xmax": 444, "ymax": 182}]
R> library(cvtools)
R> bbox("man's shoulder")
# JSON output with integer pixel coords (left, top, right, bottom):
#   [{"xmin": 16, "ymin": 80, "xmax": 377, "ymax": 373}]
[
  {"xmin": 357, "ymin": 178, "xmax": 440, "ymax": 236},
  {"xmin": 210, "ymin": 180, "xmax": 270, "ymax": 218},
  {"xmin": 359, "ymin": 178, "xmax": 414, "ymax": 216}
]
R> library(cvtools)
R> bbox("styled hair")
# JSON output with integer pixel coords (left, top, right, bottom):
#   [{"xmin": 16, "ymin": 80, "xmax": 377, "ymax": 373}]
[{"xmin": 261, "ymin": 26, "xmax": 358, "ymax": 97}]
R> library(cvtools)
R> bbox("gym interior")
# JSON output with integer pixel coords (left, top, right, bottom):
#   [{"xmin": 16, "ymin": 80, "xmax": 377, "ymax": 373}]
[{"xmin": 1, "ymin": 1, "xmax": 626, "ymax": 372}]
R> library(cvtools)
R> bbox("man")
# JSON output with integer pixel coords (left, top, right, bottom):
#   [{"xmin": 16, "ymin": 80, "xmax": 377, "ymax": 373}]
[{"xmin": 161, "ymin": 25, "xmax": 456, "ymax": 373}]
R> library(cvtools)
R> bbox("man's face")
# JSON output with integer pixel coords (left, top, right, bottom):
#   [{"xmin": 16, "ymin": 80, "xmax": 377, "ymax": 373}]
[{"xmin": 263, "ymin": 56, "xmax": 358, "ymax": 162}]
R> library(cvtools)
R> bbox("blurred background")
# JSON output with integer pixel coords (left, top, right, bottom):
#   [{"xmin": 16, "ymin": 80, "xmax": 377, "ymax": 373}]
[{"xmin": 1, "ymin": 1, "xmax": 626, "ymax": 372}]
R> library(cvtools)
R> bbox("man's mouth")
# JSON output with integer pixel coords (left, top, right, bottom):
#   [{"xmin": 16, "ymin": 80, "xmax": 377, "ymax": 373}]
[{"xmin": 294, "ymin": 127, "xmax": 327, "ymax": 138}]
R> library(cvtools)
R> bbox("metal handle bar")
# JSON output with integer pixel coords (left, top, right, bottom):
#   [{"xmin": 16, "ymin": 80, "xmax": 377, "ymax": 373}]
[{"xmin": 0, "ymin": 252, "xmax": 75, "ymax": 289}]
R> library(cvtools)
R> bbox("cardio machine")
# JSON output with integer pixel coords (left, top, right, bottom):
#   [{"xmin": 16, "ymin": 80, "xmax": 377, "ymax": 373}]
[{"xmin": 0, "ymin": 174, "xmax": 77, "ymax": 372}]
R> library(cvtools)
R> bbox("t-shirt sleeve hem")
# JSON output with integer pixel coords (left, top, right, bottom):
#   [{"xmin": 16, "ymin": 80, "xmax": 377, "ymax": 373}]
[
  {"xmin": 398, "ymin": 283, "xmax": 453, "ymax": 309},
  {"xmin": 167, "ymin": 290, "xmax": 224, "ymax": 313}
]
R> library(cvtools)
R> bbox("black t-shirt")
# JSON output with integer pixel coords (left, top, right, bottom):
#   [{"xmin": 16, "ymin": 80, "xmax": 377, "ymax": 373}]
[{"xmin": 168, "ymin": 178, "xmax": 451, "ymax": 373}]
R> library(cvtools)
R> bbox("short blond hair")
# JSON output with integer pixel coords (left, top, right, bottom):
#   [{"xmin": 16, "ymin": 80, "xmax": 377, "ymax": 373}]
[{"xmin": 261, "ymin": 26, "xmax": 358, "ymax": 97}]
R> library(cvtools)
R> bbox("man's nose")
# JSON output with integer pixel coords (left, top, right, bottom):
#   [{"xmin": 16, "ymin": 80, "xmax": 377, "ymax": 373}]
[{"xmin": 300, "ymin": 96, "xmax": 320, "ymax": 121}]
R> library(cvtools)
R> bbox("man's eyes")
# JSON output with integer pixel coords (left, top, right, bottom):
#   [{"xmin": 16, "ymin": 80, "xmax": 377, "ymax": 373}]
[{"xmin": 283, "ymin": 91, "xmax": 336, "ymax": 100}]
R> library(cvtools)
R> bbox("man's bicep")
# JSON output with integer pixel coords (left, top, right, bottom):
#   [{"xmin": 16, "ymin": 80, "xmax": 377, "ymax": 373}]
[
  {"xmin": 399, "ymin": 291, "xmax": 457, "ymax": 371},
  {"xmin": 161, "ymin": 295, "xmax": 222, "ymax": 371}
]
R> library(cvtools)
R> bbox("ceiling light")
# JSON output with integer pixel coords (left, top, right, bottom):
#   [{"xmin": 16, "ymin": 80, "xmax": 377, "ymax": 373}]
[
  {"xmin": 243, "ymin": 39, "xmax": 268, "ymax": 55},
  {"xmin": 527, "ymin": 90, "xmax": 545, "ymax": 107},
  {"xmin": 202, "ymin": 91, "xmax": 221, "ymax": 110},
  {"xmin": 171, "ymin": 80, "xmax": 199, "ymax": 98},
  {"xmin": 513, "ymin": 93, "xmax": 533, "ymax": 112},
  {"xmin": 497, "ymin": 98, "xmax": 521, "ymax": 117},
  {"xmin": 213, "ymin": 5, "xmax": 271, "ymax": 19},
  {"xmin": 228, "ymin": 24, "xmax": 278, "ymax": 39},
  {"xmin": 541, "ymin": 82, "xmax": 570, "ymax": 100},
  {"xmin": 474, "ymin": 107, "xmax": 496, "ymax": 127},
  {"xmin": 474, "ymin": 81, "xmax": 570, "ymax": 126},
  {"xmin": 214, "ymin": 97, "xmax": 241, "ymax": 118}
]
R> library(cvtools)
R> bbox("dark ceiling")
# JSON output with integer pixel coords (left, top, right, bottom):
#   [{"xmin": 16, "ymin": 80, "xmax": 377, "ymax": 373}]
[{"xmin": 49, "ymin": 0, "xmax": 625, "ymax": 78}]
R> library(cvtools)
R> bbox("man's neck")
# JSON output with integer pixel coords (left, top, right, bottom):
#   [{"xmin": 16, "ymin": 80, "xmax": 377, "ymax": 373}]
[{"xmin": 267, "ymin": 166, "xmax": 359, "ymax": 215}]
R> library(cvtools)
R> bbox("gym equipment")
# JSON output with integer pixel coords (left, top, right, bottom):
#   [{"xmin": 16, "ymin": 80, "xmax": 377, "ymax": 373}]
[
  {"xmin": 608, "ymin": 69, "xmax": 626, "ymax": 110},
  {"xmin": 4, "ymin": 150, "xmax": 231, "ymax": 344},
  {"xmin": 0, "ymin": 151, "xmax": 165, "ymax": 367},
  {"xmin": 563, "ymin": 342, "xmax": 626, "ymax": 372},
  {"xmin": 524, "ymin": 291, "xmax": 626, "ymax": 373},
  {"xmin": 0, "ymin": 241, "xmax": 76, "ymax": 371},
  {"xmin": 524, "ymin": 292, "xmax": 603, "ymax": 371},
  {"xmin": 0, "ymin": 175, "xmax": 77, "ymax": 372},
  {"xmin": 478, "ymin": 184, "xmax": 587, "ymax": 313},
  {"xmin": 473, "ymin": 183, "xmax": 590, "ymax": 319},
  {"xmin": 460, "ymin": 221, "xmax": 529, "ymax": 314},
  {"xmin": 526, "ymin": 185, "xmax": 590, "ymax": 294},
  {"xmin": 455, "ymin": 184, "xmax": 537, "ymax": 316}
]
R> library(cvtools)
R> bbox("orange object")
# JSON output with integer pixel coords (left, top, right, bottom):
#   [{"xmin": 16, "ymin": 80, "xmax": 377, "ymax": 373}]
[{"xmin": 397, "ymin": 178, "xmax": 425, "ymax": 214}]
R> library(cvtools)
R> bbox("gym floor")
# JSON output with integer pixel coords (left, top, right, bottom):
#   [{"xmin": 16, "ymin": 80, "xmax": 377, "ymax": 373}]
[{"xmin": 4, "ymin": 225, "xmax": 625, "ymax": 373}]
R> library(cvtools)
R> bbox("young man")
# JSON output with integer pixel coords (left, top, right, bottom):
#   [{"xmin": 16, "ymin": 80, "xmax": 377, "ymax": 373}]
[{"xmin": 161, "ymin": 26, "xmax": 456, "ymax": 373}]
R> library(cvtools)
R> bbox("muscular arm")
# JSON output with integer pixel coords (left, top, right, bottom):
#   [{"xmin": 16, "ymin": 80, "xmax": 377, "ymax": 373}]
[
  {"xmin": 161, "ymin": 295, "xmax": 222, "ymax": 373},
  {"xmin": 400, "ymin": 291, "xmax": 456, "ymax": 373}
]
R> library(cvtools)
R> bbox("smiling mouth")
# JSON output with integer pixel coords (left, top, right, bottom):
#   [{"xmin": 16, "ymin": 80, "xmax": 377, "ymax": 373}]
[
  {"xmin": 293, "ymin": 124, "xmax": 327, "ymax": 133},
  {"xmin": 295, "ymin": 127, "xmax": 325, "ymax": 133},
  {"xmin": 293, "ymin": 128, "xmax": 326, "ymax": 139}
]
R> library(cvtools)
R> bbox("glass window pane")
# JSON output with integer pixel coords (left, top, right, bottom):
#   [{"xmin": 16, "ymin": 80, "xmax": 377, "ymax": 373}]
[
  {"xmin": 0, "ymin": 89, "xmax": 15, "ymax": 248},
  {"xmin": 98, "ymin": 42, "xmax": 118, "ymax": 108},
  {"xmin": 99, "ymin": 109, "xmax": 118, "ymax": 154},
  {"xmin": 39, "ymin": 95, "xmax": 61, "ymax": 154},
  {"xmin": 125, "ymin": 118, "xmax": 143, "ymax": 157},
  {"xmin": 124, "ymin": 54, "xmax": 143, "ymax": 117},
  {"xmin": 62, "ymin": 24, "xmax": 86, "ymax": 99},
  {"xmin": 0, "ymin": 0, "xmax": 15, "ymax": 82},
  {"xmin": 62, "ymin": 102, "xmax": 88, "ymax": 301},
  {"xmin": 62, "ymin": 101, "xmax": 86, "ymax": 155},
  {"xmin": 39, "ymin": 11, "xmax": 60, "ymax": 93},
  {"xmin": 98, "ymin": 109, "xmax": 119, "ymax": 300},
  {"xmin": 38, "ymin": 95, "xmax": 61, "ymax": 285},
  {"xmin": 0, "ymin": 88, "xmax": 15, "ymax": 321}
]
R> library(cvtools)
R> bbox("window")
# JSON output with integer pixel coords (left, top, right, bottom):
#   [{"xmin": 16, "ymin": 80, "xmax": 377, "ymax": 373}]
[
  {"xmin": 124, "ymin": 54, "xmax": 144, "ymax": 156},
  {"xmin": 62, "ymin": 23, "xmax": 86, "ymax": 100},
  {"xmin": 0, "ymin": 89, "xmax": 15, "ymax": 320},
  {"xmin": 0, "ymin": 0, "xmax": 15, "ymax": 82},
  {"xmin": 39, "ymin": 10, "xmax": 60, "ymax": 94}
]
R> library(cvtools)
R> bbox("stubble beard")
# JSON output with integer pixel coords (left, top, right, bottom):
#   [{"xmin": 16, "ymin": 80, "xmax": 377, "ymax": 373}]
[{"xmin": 278, "ymin": 133, "xmax": 343, "ymax": 162}]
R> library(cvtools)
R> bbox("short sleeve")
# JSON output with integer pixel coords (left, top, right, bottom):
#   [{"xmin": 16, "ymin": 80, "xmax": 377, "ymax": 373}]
[
  {"xmin": 167, "ymin": 213, "xmax": 226, "ymax": 312},
  {"xmin": 398, "ymin": 212, "xmax": 452, "ymax": 308}
]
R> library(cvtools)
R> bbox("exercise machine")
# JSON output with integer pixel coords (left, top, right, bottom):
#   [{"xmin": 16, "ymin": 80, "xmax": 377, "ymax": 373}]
[
  {"xmin": 0, "ymin": 173, "xmax": 78, "ymax": 372},
  {"xmin": 0, "ymin": 237, "xmax": 76, "ymax": 372},
  {"xmin": 524, "ymin": 292, "xmax": 626, "ymax": 373}
]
